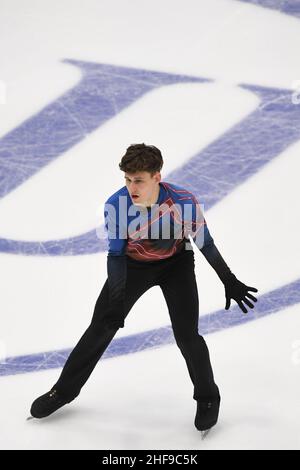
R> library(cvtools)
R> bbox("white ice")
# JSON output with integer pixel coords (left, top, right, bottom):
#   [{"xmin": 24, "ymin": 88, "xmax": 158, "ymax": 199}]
[{"xmin": 0, "ymin": 0, "xmax": 300, "ymax": 450}]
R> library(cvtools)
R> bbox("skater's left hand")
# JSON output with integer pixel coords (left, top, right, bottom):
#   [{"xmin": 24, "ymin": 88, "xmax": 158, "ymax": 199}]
[{"xmin": 223, "ymin": 274, "xmax": 258, "ymax": 313}]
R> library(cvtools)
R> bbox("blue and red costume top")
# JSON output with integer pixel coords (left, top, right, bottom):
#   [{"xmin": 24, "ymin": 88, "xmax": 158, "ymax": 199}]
[{"xmin": 104, "ymin": 181, "xmax": 232, "ymax": 320}]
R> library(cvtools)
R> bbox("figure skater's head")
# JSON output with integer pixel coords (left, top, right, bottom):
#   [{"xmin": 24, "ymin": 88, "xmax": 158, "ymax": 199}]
[{"xmin": 119, "ymin": 143, "xmax": 163, "ymax": 207}]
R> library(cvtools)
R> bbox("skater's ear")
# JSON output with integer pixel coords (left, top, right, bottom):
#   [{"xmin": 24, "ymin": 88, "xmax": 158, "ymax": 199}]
[{"xmin": 151, "ymin": 171, "xmax": 161, "ymax": 183}]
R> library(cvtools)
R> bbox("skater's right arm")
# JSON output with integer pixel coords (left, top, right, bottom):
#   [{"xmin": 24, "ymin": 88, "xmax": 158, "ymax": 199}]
[{"xmin": 104, "ymin": 201, "xmax": 128, "ymax": 326}]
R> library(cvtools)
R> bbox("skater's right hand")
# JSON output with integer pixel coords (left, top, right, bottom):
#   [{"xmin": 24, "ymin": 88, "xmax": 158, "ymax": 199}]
[{"xmin": 103, "ymin": 303, "xmax": 125, "ymax": 330}]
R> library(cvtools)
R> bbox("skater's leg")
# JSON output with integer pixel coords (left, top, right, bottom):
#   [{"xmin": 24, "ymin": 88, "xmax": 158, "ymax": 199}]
[
  {"xmin": 52, "ymin": 279, "xmax": 116, "ymax": 399},
  {"xmin": 159, "ymin": 249, "xmax": 220, "ymax": 402},
  {"xmin": 52, "ymin": 265, "xmax": 156, "ymax": 399},
  {"xmin": 30, "ymin": 260, "xmax": 157, "ymax": 418}
]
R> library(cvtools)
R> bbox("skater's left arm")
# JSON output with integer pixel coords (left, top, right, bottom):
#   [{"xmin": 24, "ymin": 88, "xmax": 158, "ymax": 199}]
[{"xmin": 188, "ymin": 197, "xmax": 258, "ymax": 313}]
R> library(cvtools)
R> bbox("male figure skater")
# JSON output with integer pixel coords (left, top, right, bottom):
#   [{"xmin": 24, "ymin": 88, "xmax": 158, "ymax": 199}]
[{"xmin": 30, "ymin": 143, "xmax": 258, "ymax": 435}]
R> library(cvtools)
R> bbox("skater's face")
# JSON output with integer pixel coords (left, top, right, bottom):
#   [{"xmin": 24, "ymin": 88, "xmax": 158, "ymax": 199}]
[{"xmin": 125, "ymin": 171, "xmax": 161, "ymax": 206}]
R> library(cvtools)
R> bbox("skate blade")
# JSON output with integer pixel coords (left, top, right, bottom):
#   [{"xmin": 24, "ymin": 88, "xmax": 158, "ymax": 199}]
[
  {"xmin": 26, "ymin": 416, "xmax": 34, "ymax": 421},
  {"xmin": 200, "ymin": 429, "xmax": 210, "ymax": 440}
]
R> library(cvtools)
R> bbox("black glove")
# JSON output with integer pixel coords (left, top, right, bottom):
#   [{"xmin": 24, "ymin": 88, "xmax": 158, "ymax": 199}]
[
  {"xmin": 223, "ymin": 273, "xmax": 258, "ymax": 313},
  {"xmin": 105, "ymin": 255, "xmax": 127, "ymax": 331},
  {"xmin": 103, "ymin": 301, "xmax": 125, "ymax": 331}
]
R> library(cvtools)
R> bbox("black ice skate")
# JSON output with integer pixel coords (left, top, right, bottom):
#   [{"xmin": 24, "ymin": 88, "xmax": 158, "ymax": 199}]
[
  {"xmin": 194, "ymin": 397, "xmax": 220, "ymax": 439},
  {"xmin": 28, "ymin": 388, "xmax": 78, "ymax": 419}
]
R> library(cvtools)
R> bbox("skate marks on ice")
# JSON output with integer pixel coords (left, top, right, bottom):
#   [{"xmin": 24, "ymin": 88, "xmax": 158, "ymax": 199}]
[{"xmin": 200, "ymin": 429, "xmax": 210, "ymax": 440}]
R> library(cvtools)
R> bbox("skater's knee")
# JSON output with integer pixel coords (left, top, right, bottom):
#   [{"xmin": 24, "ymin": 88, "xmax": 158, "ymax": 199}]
[{"xmin": 174, "ymin": 331, "xmax": 200, "ymax": 348}]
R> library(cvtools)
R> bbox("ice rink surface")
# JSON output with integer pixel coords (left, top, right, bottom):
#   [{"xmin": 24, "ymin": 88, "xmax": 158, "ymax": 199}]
[{"xmin": 0, "ymin": 0, "xmax": 300, "ymax": 450}]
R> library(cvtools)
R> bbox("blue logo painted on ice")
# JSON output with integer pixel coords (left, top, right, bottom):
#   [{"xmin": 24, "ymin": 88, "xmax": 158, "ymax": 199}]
[{"xmin": 0, "ymin": 58, "xmax": 300, "ymax": 375}]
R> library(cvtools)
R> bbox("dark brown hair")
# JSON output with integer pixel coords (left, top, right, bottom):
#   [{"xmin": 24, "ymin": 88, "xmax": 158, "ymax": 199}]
[{"xmin": 119, "ymin": 143, "xmax": 163, "ymax": 176}]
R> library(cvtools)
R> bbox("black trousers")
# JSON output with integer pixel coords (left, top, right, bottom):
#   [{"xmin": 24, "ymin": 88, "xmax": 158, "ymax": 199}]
[{"xmin": 53, "ymin": 248, "xmax": 220, "ymax": 402}]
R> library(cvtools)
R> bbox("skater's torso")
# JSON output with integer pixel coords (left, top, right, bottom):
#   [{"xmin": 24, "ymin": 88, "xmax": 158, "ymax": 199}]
[{"xmin": 104, "ymin": 181, "xmax": 207, "ymax": 262}]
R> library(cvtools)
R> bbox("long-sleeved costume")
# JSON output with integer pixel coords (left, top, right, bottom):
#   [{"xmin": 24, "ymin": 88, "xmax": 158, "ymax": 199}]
[
  {"xmin": 45, "ymin": 182, "xmax": 255, "ymax": 407},
  {"xmin": 104, "ymin": 181, "xmax": 233, "ymax": 323}
]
